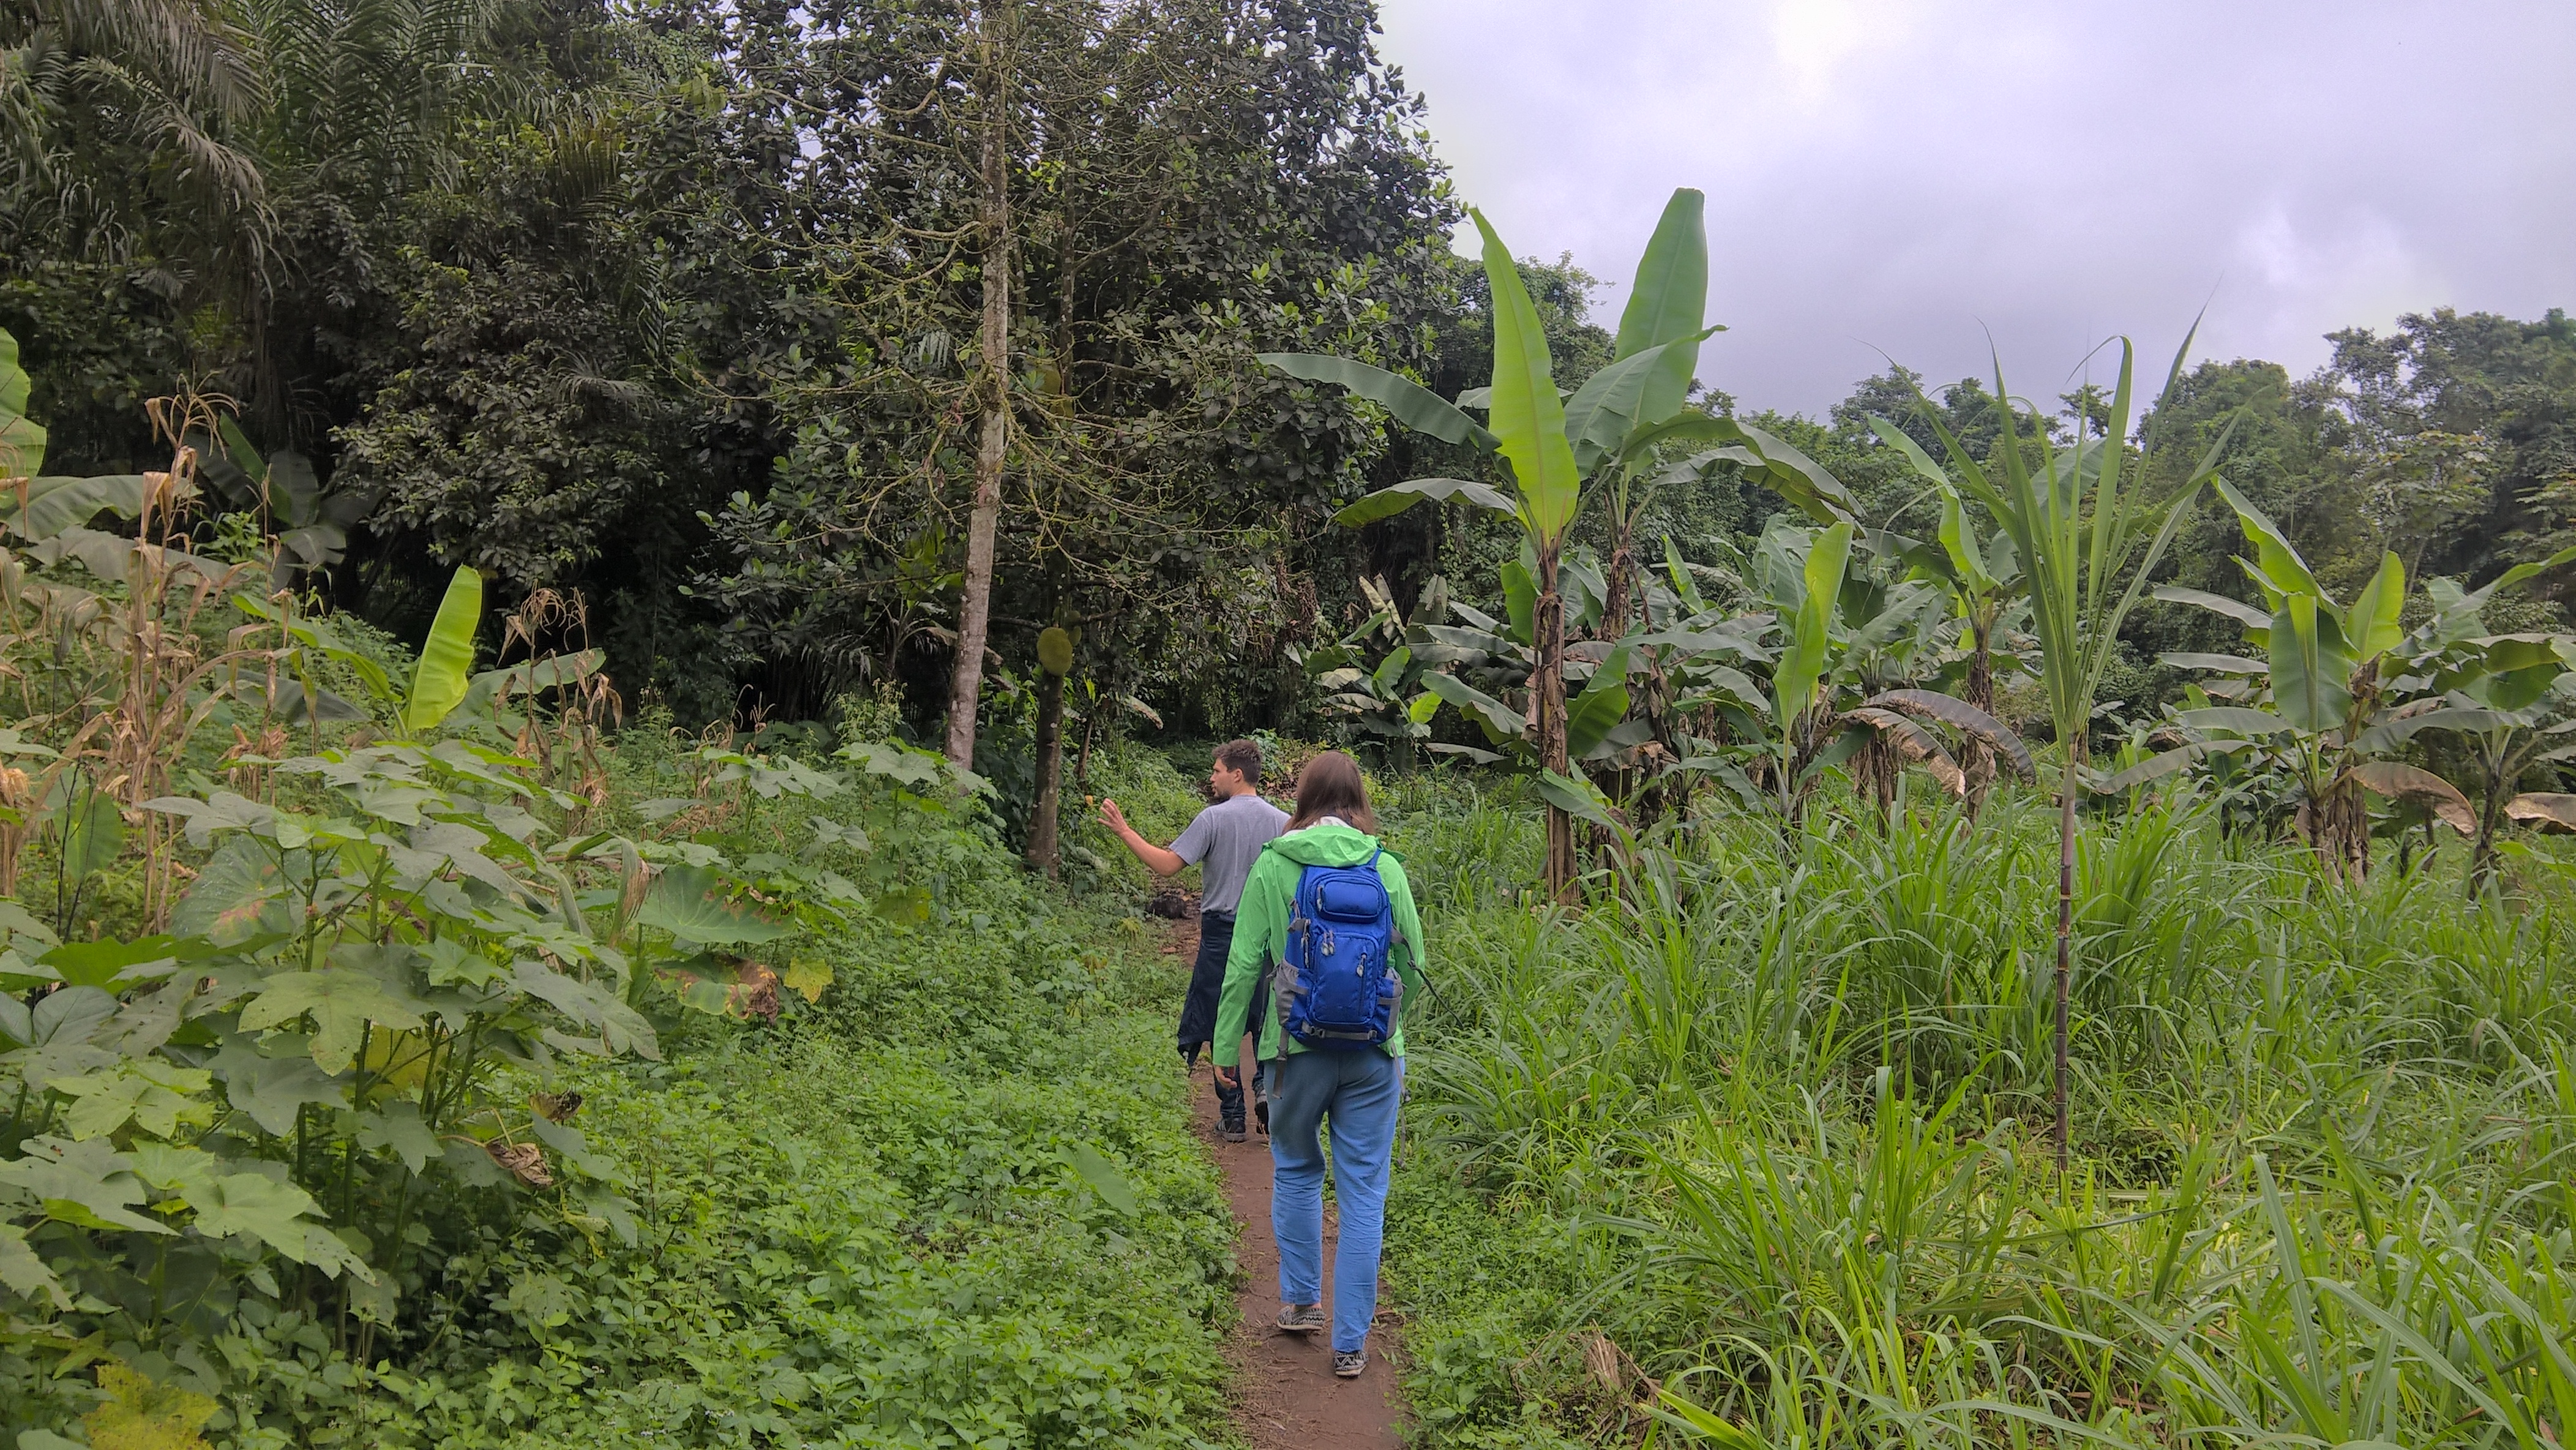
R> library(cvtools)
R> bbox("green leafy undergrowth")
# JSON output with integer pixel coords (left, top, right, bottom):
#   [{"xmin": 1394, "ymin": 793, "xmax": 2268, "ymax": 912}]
[{"xmin": 345, "ymin": 1018, "xmax": 1236, "ymax": 1449}]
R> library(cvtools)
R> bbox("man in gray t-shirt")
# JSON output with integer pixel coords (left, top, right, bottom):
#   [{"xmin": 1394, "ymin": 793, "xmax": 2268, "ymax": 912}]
[{"xmin": 1099, "ymin": 739, "xmax": 1289, "ymax": 1141}]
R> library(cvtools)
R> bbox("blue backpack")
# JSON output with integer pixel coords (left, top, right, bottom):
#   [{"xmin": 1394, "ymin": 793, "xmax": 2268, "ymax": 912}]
[{"xmin": 1276, "ymin": 848, "xmax": 1406, "ymax": 1051}]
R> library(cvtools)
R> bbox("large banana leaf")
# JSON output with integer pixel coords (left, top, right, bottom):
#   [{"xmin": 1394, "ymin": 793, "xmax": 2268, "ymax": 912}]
[
  {"xmin": 1611, "ymin": 187, "xmax": 1709, "ymax": 429},
  {"xmin": 402, "ymin": 566, "xmax": 485, "ymax": 735},
  {"xmin": 1772, "ymin": 520, "xmax": 1853, "ymax": 726},
  {"xmin": 1331, "ymin": 476, "xmax": 1517, "ymax": 528},
  {"xmin": 2268, "ymin": 593, "xmax": 2354, "ymax": 734},
  {"xmin": 1470, "ymin": 209, "xmax": 1581, "ymax": 547},
  {"xmin": 2213, "ymin": 476, "xmax": 2324, "ymax": 607},
  {"xmin": 2178, "ymin": 705, "xmax": 2290, "ymax": 736},
  {"xmin": 2154, "ymin": 585, "xmax": 2271, "ymax": 629},
  {"xmin": 4, "ymin": 475, "xmax": 148, "ymax": 540},
  {"xmin": 1564, "ymin": 645, "xmax": 1632, "ymax": 758},
  {"xmin": 1859, "ymin": 688, "xmax": 2034, "ymax": 778},
  {"xmin": 1421, "ymin": 671, "xmax": 1522, "ymax": 742},
  {"xmin": 2506, "ymin": 794, "xmax": 2576, "ymax": 831},
  {"xmin": 1256, "ymin": 355, "xmax": 1499, "ymax": 453},
  {"xmin": 2100, "ymin": 738, "xmax": 2255, "ymax": 792},
  {"xmin": 2351, "ymin": 705, "xmax": 2507, "ymax": 755},
  {"xmin": 1562, "ymin": 331, "xmax": 1718, "ymax": 471},
  {"xmin": 2346, "ymin": 761, "xmax": 2473, "ymax": 833},
  {"xmin": 0, "ymin": 328, "xmax": 43, "ymax": 479},
  {"xmin": 2345, "ymin": 550, "xmax": 2406, "ymax": 661}
]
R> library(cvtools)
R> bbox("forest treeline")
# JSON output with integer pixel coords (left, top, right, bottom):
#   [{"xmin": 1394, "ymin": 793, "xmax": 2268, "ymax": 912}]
[{"xmin": 7, "ymin": 0, "xmax": 2572, "ymax": 747}]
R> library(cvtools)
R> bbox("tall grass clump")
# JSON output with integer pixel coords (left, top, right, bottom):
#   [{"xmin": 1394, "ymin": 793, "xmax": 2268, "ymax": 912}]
[{"xmin": 1380, "ymin": 775, "xmax": 2576, "ymax": 1449}]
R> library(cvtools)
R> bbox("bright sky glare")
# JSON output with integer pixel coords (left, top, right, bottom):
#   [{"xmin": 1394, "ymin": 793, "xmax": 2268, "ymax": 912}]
[{"xmin": 1374, "ymin": 0, "xmax": 2576, "ymax": 415}]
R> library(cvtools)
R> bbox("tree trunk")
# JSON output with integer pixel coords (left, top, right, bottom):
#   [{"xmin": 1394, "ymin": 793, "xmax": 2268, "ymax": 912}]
[
  {"xmin": 1602, "ymin": 533, "xmax": 1634, "ymax": 642},
  {"xmin": 2472, "ymin": 751, "xmax": 2510, "ymax": 894},
  {"xmin": 945, "ymin": 1, "xmax": 1013, "ymax": 769},
  {"xmin": 2053, "ymin": 731, "xmax": 2081, "ymax": 1174},
  {"xmin": 2302, "ymin": 770, "xmax": 2369, "ymax": 885},
  {"xmin": 1028, "ymin": 666, "xmax": 1065, "ymax": 877},
  {"xmin": 1535, "ymin": 546, "xmax": 1577, "ymax": 903},
  {"xmin": 1963, "ymin": 623, "xmax": 1996, "ymax": 815}
]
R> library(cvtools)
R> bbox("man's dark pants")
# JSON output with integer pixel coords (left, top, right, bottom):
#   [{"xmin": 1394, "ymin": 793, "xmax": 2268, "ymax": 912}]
[{"xmin": 1178, "ymin": 911, "xmax": 1265, "ymax": 1125}]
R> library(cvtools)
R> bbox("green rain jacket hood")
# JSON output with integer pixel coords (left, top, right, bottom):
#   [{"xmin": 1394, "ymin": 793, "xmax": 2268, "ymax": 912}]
[{"xmin": 1210, "ymin": 819, "xmax": 1427, "ymax": 1068}]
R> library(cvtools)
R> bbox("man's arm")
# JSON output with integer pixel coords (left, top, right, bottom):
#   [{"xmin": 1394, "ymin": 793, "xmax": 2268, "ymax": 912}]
[{"xmin": 1096, "ymin": 798, "xmax": 1185, "ymax": 876}]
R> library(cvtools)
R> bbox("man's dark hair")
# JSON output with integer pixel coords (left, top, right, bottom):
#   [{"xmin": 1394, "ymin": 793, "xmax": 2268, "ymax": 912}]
[{"xmin": 1213, "ymin": 739, "xmax": 1264, "ymax": 784}]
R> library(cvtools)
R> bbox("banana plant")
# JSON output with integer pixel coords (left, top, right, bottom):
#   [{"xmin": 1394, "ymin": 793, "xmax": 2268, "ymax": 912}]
[
  {"xmin": 1685, "ymin": 518, "xmax": 2029, "ymax": 824},
  {"xmin": 2331, "ymin": 564, "xmax": 2576, "ymax": 887},
  {"xmin": 200, "ymin": 416, "xmax": 381, "ymax": 587},
  {"xmin": 1911, "ymin": 329, "xmax": 2237, "ymax": 1171},
  {"xmin": 1295, "ymin": 574, "xmax": 1445, "ymax": 758},
  {"xmin": 1264, "ymin": 188, "xmax": 1831, "ymax": 898},
  {"xmin": 2144, "ymin": 483, "xmax": 2576, "ymax": 881},
  {"xmin": 1400, "ymin": 556, "xmax": 1649, "ymax": 825},
  {"xmin": 243, "ymin": 565, "xmax": 487, "ymax": 739}
]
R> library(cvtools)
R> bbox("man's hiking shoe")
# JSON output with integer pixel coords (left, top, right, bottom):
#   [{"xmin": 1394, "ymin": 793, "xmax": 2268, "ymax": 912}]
[
  {"xmin": 1333, "ymin": 1350, "xmax": 1366, "ymax": 1378},
  {"xmin": 1254, "ymin": 1098, "xmax": 1269, "ymax": 1134},
  {"xmin": 1220, "ymin": 1111, "xmax": 1247, "ymax": 1143},
  {"xmin": 1276, "ymin": 1302, "xmax": 1326, "ymax": 1334}
]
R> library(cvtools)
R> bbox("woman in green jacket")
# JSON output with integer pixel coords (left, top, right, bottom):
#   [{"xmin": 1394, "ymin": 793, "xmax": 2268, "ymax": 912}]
[{"xmin": 1211, "ymin": 751, "xmax": 1426, "ymax": 1380}]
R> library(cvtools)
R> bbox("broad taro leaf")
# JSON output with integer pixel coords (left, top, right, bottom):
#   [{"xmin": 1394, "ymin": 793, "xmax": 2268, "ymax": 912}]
[
  {"xmin": 637, "ymin": 865, "xmax": 788, "ymax": 945},
  {"xmin": 172, "ymin": 837, "xmax": 291, "ymax": 942}
]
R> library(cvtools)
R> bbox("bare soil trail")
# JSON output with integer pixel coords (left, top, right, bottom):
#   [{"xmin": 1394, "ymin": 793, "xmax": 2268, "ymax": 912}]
[{"xmin": 1161, "ymin": 911, "xmax": 1406, "ymax": 1449}]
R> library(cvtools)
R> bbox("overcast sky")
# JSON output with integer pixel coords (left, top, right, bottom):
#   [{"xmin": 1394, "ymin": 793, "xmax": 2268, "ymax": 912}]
[{"xmin": 1374, "ymin": 0, "xmax": 2576, "ymax": 416}]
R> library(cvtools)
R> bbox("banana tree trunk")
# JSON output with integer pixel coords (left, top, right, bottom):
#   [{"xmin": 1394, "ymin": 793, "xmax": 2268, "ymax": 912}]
[
  {"xmin": 945, "ymin": 2, "xmax": 1013, "ymax": 769},
  {"xmin": 1535, "ymin": 546, "xmax": 1576, "ymax": 903},
  {"xmin": 2053, "ymin": 731, "xmax": 2080, "ymax": 1173},
  {"xmin": 1963, "ymin": 622, "xmax": 1996, "ymax": 815},
  {"xmin": 1027, "ymin": 666, "xmax": 1065, "ymax": 877}
]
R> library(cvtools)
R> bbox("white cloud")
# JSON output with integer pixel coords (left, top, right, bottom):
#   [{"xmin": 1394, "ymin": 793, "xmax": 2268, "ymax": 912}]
[{"xmin": 1374, "ymin": 0, "xmax": 2576, "ymax": 411}]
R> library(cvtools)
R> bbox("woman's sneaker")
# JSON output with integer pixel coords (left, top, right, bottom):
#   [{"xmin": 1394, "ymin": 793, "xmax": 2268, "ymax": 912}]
[
  {"xmin": 1276, "ymin": 1302, "xmax": 1326, "ymax": 1334},
  {"xmin": 1333, "ymin": 1350, "xmax": 1366, "ymax": 1378}
]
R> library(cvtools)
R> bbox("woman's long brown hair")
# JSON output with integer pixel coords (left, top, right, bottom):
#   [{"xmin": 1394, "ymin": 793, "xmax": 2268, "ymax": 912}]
[{"xmin": 1285, "ymin": 751, "xmax": 1377, "ymax": 834}]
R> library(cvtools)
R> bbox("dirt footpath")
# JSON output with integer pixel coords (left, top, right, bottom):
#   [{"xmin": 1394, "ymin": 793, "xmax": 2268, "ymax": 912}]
[{"xmin": 1164, "ymin": 914, "xmax": 1405, "ymax": 1449}]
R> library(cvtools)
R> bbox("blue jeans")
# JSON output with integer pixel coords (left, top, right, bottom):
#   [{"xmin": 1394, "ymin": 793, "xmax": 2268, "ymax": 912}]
[{"xmin": 1266, "ymin": 1048, "xmax": 1404, "ymax": 1353}]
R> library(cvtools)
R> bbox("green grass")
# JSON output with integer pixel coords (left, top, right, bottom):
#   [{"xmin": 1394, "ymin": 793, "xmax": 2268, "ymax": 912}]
[{"xmin": 1377, "ymin": 775, "xmax": 2576, "ymax": 1448}]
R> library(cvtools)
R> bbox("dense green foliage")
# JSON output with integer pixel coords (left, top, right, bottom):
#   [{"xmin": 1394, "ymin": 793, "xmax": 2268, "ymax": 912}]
[
  {"xmin": 1375, "ymin": 778, "xmax": 2576, "ymax": 1449},
  {"xmin": 13, "ymin": 2, "xmax": 2576, "ymax": 1446}
]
